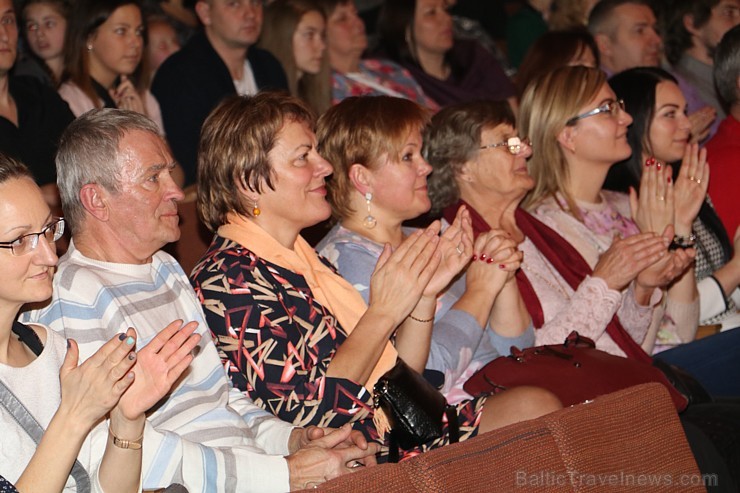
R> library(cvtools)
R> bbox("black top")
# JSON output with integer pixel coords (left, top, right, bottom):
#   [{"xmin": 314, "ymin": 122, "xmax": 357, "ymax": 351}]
[
  {"xmin": 152, "ymin": 30, "xmax": 288, "ymax": 186},
  {"xmin": 0, "ymin": 76, "xmax": 74, "ymax": 185}
]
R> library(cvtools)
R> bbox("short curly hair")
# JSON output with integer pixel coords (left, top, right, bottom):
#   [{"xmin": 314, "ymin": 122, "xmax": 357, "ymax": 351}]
[{"xmin": 424, "ymin": 101, "xmax": 515, "ymax": 214}]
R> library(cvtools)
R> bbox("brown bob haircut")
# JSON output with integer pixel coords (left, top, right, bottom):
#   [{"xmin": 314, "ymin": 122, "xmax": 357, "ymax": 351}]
[
  {"xmin": 197, "ymin": 92, "xmax": 315, "ymax": 232},
  {"xmin": 317, "ymin": 95, "xmax": 430, "ymax": 220}
]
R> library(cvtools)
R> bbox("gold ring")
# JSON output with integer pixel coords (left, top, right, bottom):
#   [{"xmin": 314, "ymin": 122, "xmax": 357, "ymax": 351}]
[
  {"xmin": 696, "ymin": 178, "xmax": 702, "ymax": 184},
  {"xmin": 657, "ymin": 195, "xmax": 665, "ymax": 201},
  {"xmin": 689, "ymin": 176, "xmax": 696, "ymax": 182}
]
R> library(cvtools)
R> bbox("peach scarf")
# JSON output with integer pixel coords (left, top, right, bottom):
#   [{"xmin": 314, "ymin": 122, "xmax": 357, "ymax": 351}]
[{"xmin": 218, "ymin": 212, "xmax": 398, "ymax": 390}]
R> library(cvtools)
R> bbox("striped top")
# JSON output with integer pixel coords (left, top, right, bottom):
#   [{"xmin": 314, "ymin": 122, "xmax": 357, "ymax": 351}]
[{"xmin": 21, "ymin": 241, "xmax": 295, "ymax": 493}]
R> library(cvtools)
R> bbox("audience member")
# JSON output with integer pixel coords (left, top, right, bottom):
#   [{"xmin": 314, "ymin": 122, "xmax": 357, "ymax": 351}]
[
  {"xmin": 22, "ymin": 108, "xmax": 377, "ymax": 491},
  {"xmin": 14, "ymin": 0, "xmax": 68, "ymax": 86},
  {"xmin": 144, "ymin": 14, "xmax": 180, "ymax": 83},
  {"xmin": 260, "ymin": 0, "xmax": 331, "ymax": 114},
  {"xmin": 0, "ymin": 0, "xmax": 73, "ymax": 211},
  {"xmin": 60, "ymin": 0, "xmax": 163, "ymax": 129},
  {"xmin": 0, "ymin": 153, "xmax": 199, "ymax": 492},
  {"xmin": 515, "ymin": 27, "xmax": 599, "ymax": 98},
  {"xmin": 315, "ymin": 0, "xmax": 437, "ymax": 108},
  {"xmin": 376, "ymin": 0, "xmax": 517, "ymax": 109},
  {"xmin": 316, "ymin": 96, "xmax": 534, "ymax": 402},
  {"xmin": 190, "ymin": 92, "xmax": 561, "ymax": 462},
  {"xmin": 151, "ymin": 0, "xmax": 288, "ymax": 187},
  {"xmin": 706, "ymin": 24, "xmax": 740, "ymax": 238},
  {"xmin": 607, "ymin": 68, "xmax": 740, "ymax": 344},
  {"xmin": 662, "ymin": 0, "xmax": 740, "ymax": 138},
  {"xmin": 589, "ymin": 0, "xmax": 716, "ymax": 142}
]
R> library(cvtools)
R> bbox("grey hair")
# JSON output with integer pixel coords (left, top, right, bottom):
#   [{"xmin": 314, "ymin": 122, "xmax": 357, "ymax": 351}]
[
  {"xmin": 56, "ymin": 108, "xmax": 161, "ymax": 233},
  {"xmin": 714, "ymin": 25, "xmax": 740, "ymax": 107}
]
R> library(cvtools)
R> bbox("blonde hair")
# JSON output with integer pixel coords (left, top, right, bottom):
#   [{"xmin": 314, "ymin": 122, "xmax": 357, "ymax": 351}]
[
  {"xmin": 519, "ymin": 65, "xmax": 606, "ymax": 218},
  {"xmin": 260, "ymin": 0, "xmax": 331, "ymax": 115}
]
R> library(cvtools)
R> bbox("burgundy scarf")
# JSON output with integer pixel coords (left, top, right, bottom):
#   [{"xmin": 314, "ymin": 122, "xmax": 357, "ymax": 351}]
[{"xmin": 443, "ymin": 200, "xmax": 652, "ymax": 363}]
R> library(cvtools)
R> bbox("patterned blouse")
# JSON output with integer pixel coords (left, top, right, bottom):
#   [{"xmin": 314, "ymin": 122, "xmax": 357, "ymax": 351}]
[
  {"xmin": 332, "ymin": 59, "xmax": 439, "ymax": 110},
  {"xmin": 190, "ymin": 235, "xmax": 485, "ymax": 460}
]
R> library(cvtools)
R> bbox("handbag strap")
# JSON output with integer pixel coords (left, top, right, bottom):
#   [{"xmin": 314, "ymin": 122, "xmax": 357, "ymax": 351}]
[{"xmin": 0, "ymin": 330, "xmax": 92, "ymax": 492}]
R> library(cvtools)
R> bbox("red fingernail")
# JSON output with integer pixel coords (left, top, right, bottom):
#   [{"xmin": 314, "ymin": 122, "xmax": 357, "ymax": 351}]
[
  {"xmin": 645, "ymin": 157, "xmax": 655, "ymax": 166},
  {"xmin": 486, "ymin": 258, "xmax": 494, "ymax": 264},
  {"xmin": 471, "ymin": 254, "xmax": 477, "ymax": 261},
  {"xmin": 499, "ymin": 264, "xmax": 506, "ymax": 269},
  {"xmin": 656, "ymin": 162, "xmax": 662, "ymax": 171},
  {"xmin": 667, "ymin": 176, "xmax": 672, "ymax": 183},
  {"xmin": 480, "ymin": 254, "xmax": 487, "ymax": 261}
]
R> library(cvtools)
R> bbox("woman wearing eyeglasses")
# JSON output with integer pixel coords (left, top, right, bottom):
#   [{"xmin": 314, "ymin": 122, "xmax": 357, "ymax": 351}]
[
  {"xmin": 512, "ymin": 65, "xmax": 694, "ymax": 358},
  {"xmin": 0, "ymin": 154, "xmax": 199, "ymax": 492},
  {"xmin": 316, "ymin": 96, "xmax": 536, "ymax": 402}
]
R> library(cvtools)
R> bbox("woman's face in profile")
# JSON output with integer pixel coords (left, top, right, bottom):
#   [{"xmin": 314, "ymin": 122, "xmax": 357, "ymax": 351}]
[
  {"xmin": 564, "ymin": 83, "xmax": 633, "ymax": 167},
  {"xmin": 461, "ymin": 123, "xmax": 534, "ymax": 202},
  {"xmin": 0, "ymin": 177, "xmax": 57, "ymax": 307},
  {"xmin": 255, "ymin": 120, "xmax": 333, "ymax": 233},
  {"xmin": 647, "ymin": 81, "xmax": 691, "ymax": 164}
]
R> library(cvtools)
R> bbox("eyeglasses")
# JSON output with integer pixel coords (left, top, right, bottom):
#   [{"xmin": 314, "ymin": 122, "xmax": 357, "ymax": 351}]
[
  {"xmin": 0, "ymin": 218, "xmax": 65, "ymax": 256},
  {"xmin": 479, "ymin": 137, "xmax": 531, "ymax": 155},
  {"xmin": 566, "ymin": 99, "xmax": 625, "ymax": 125}
]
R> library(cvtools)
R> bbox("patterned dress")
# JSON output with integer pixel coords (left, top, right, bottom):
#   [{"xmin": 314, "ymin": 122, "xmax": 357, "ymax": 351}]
[
  {"xmin": 0, "ymin": 477, "xmax": 17, "ymax": 493},
  {"xmin": 190, "ymin": 235, "xmax": 486, "ymax": 461}
]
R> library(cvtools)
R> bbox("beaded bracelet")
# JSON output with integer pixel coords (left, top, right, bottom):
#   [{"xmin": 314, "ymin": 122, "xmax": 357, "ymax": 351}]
[{"xmin": 669, "ymin": 233, "xmax": 697, "ymax": 250}]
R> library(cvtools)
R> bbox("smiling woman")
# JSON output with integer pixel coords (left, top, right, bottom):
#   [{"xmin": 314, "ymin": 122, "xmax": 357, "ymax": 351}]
[
  {"xmin": 59, "ymin": 0, "xmax": 165, "ymax": 131},
  {"xmin": 190, "ymin": 93, "xmax": 561, "ymax": 463}
]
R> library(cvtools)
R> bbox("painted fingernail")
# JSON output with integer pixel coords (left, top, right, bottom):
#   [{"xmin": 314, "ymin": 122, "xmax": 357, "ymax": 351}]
[
  {"xmin": 471, "ymin": 254, "xmax": 477, "ymax": 261},
  {"xmin": 499, "ymin": 264, "xmax": 506, "ymax": 269},
  {"xmin": 645, "ymin": 157, "xmax": 655, "ymax": 166},
  {"xmin": 480, "ymin": 254, "xmax": 487, "ymax": 261},
  {"xmin": 128, "ymin": 352, "xmax": 136, "ymax": 361},
  {"xmin": 667, "ymin": 176, "xmax": 672, "ymax": 183},
  {"xmin": 125, "ymin": 336, "xmax": 135, "ymax": 346},
  {"xmin": 656, "ymin": 162, "xmax": 662, "ymax": 171},
  {"xmin": 118, "ymin": 333, "xmax": 126, "ymax": 341},
  {"xmin": 484, "ymin": 257, "xmax": 492, "ymax": 264}
]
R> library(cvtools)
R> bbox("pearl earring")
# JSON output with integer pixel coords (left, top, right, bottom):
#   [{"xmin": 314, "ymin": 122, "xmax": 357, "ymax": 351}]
[{"xmin": 362, "ymin": 192, "xmax": 376, "ymax": 229}]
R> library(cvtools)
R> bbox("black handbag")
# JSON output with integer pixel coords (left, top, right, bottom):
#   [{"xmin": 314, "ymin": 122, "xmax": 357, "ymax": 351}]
[{"xmin": 373, "ymin": 358, "xmax": 459, "ymax": 462}]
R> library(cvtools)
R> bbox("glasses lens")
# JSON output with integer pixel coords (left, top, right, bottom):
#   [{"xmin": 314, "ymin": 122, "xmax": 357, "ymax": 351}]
[
  {"xmin": 47, "ymin": 219, "xmax": 64, "ymax": 242},
  {"xmin": 11, "ymin": 236, "xmax": 33, "ymax": 256}
]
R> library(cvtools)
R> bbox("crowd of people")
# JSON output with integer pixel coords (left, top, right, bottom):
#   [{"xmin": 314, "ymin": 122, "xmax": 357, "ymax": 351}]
[{"xmin": 1, "ymin": 0, "xmax": 740, "ymax": 491}]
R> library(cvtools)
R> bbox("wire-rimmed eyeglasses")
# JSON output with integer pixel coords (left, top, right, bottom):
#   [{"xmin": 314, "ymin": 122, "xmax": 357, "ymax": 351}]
[
  {"xmin": 479, "ymin": 137, "xmax": 531, "ymax": 155},
  {"xmin": 567, "ymin": 99, "xmax": 625, "ymax": 126},
  {"xmin": 0, "ymin": 218, "xmax": 65, "ymax": 256}
]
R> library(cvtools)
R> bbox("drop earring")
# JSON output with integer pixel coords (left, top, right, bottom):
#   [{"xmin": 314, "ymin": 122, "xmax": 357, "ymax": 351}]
[
  {"xmin": 252, "ymin": 199, "xmax": 261, "ymax": 216},
  {"xmin": 362, "ymin": 192, "xmax": 376, "ymax": 229}
]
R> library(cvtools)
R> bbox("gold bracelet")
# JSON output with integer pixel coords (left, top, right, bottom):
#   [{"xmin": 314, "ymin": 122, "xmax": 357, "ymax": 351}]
[
  {"xmin": 407, "ymin": 313, "xmax": 434, "ymax": 323},
  {"xmin": 109, "ymin": 425, "xmax": 143, "ymax": 450}
]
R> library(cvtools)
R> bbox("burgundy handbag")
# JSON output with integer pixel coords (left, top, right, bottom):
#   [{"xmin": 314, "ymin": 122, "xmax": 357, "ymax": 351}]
[{"xmin": 463, "ymin": 331, "xmax": 688, "ymax": 412}]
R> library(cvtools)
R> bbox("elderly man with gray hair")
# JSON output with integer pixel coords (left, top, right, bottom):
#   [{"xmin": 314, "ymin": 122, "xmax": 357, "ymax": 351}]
[{"xmin": 22, "ymin": 108, "xmax": 377, "ymax": 492}]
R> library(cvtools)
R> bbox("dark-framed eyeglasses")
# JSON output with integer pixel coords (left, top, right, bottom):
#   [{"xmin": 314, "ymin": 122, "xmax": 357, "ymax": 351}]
[
  {"xmin": 0, "ymin": 218, "xmax": 65, "ymax": 256},
  {"xmin": 479, "ymin": 137, "xmax": 531, "ymax": 155},
  {"xmin": 566, "ymin": 99, "xmax": 625, "ymax": 126}
]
